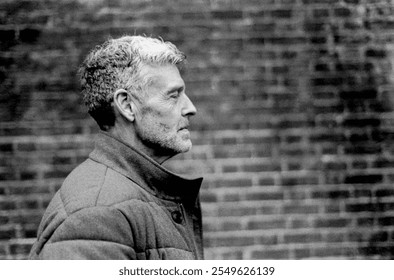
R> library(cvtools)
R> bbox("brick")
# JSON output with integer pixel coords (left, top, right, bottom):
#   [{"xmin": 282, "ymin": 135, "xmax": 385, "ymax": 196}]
[
  {"xmin": 302, "ymin": 0, "xmax": 339, "ymax": 4},
  {"xmin": 0, "ymin": 170, "xmax": 16, "ymax": 181},
  {"xmin": 0, "ymin": 29, "xmax": 17, "ymax": 49},
  {"xmin": 0, "ymin": 200, "xmax": 16, "ymax": 211},
  {"xmin": 326, "ymin": 232, "xmax": 346, "ymax": 243},
  {"xmin": 283, "ymin": 204, "xmax": 319, "ymax": 214},
  {"xmin": 0, "ymin": 143, "xmax": 13, "ymax": 152},
  {"xmin": 222, "ymin": 164, "xmax": 238, "ymax": 173},
  {"xmin": 313, "ymin": 246, "xmax": 352, "ymax": 257},
  {"xmin": 242, "ymin": 162, "xmax": 280, "ymax": 172},
  {"xmin": 52, "ymin": 155, "xmax": 73, "ymax": 165},
  {"xmin": 313, "ymin": 77, "xmax": 343, "ymax": 87},
  {"xmin": 43, "ymin": 169, "xmax": 71, "ymax": 179},
  {"xmin": 376, "ymin": 188, "xmax": 394, "ymax": 198},
  {"xmin": 280, "ymin": 174, "xmax": 319, "ymax": 186},
  {"xmin": 343, "ymin": 117, "xmax": 380, "ymax": 128},
  {"xmin": 290, "ymin": 218, "xmax": 311, "ymax": 229},
  {"xmin": 378, "ymin": 216, "xmax": 394, "ymax": 226},
  {"xmin": 0, "ymin": 227, "xmax": 17, "ymax": 240},
  {"xmin": 334, "ymin": 7, "xmax": 352, "ymax": 17},
  {"xmin": 200, "ymin": 191, "xmax": 218, "ymax": 203},
  {"xmin": 359, "ymin": 245, "xmax": 394, "ymax": 257},
  {"xmin": 257, "ymin": 234, "xmax": 278, "ymax": 245},
  {"xmin": 346, "ymin": 202, "xmax": 377, "ymax": 213},
  {"xmin": 216, "ymin": 177, "xmax": 253, "ymax": 188},
  {"xmin": 344, "ymin": 174, "xmax": 383, "ymax": 184},
  {"xmin": 321, "ymin": 161, "xmax": 347, "ymax": 171},
  {"xmin": 287, "ymin": 161, "xmax": 303, "ymax": 171},
  {"xmin": 315, "ymin": 218, "xmax": 351, "ymax": 228},
  {"xmin": 369, "ymin": 231, "xmax": 388, "ymax": 242},
  {"xmin": 311, "ymin": 190, "xmax": 350, "ymax": 199},
  {"xmin": 0, "ymin": 215, "xmax": 9, "ymax": 225},
  {"xmin": 351, "ymin": 159, "xmax": 368, "ymax": 169},
  {"xmin": 344, "ymin": 144, "xmax": 381, "ymax": 155},
  {"xmin": 339, "ymin": 89, "xmax": 378, "ymax": 99},
  {"xmin": 250, "ymin": 23, "xmax": 276, "ymax": 32},
  {"xmin": 365, "ymin": 48, "xmax": 386, "ymax": 58},
  {"xmin": 245, "ymin": 191, "xmax": 284, "ymax": 201},
  {"xmin": 217, "ymin": 206, "xmax": 256, "ymax": 217},
  {"xmin": 9, "ymin": 243, "xmax": 32, "ymax": 255},
  {"xmin": 324, "ymin": 204, "xmax": 342, "ymax": 213},
  {"xmin": 16, "ymin": 142, "xmax": 36, "ymax": 152},
  {"xmin": 212, "ymin": 10, "xmax": 243, "ymax": 19},
  {"xmin": 247, "ymin": 218, "xmax": 286, "ymax": 230},
  {"xmin": 294, "ymin": 248, "xmax": 311, "ymax": 259},
  {"xmin": 221, "ymin": 192, "xmax": 242, "ymax": 202},
  {"xmin": 218, "ymin": 221, "xmax": 243, "ymax": 231},
  {"xmin": 271, "ymin": 9, "xmax": 293, "ymax": 18},
  {"xmin": 206, "ymin": 235, "xmax": 256, "ymax": 247},
  {"xmin": 19, "ymin": 28, "xmax": 41, "ymax": 44},
  {"xmin": 371, "ymin": 130, "xmax": 390, "ymax": 142},
  {"xmin": 22, "ymin": 224, "xmax": 38, "ymax": 238},
  {"xmin": 356, "ymin": 217, "xmax": 375, "ymax": 227},
  {"xmin": 247, "ymin": 37, "xmax": 265, "ymax": 45},
  {"xmin": 284, "ymin": 232, "xmax": 321, "ymax": 244},
  {"xmin": 212, "ymin": 145, "xmax": 253, "ymax": 158},
  {"xmin": 251, "ymin": 248, "xmax": 289, "ymax": 259},
  {"xmin": 347, "ymin": 132, "xmax": 370, "ymax": 142},
  {"xmin": 267, "ymin": 36, "xmax": 306, "ymax": 45},
  {"xmin": 336, "ymin": 62, "xmax": 364, "ymax": 71},
  {"xmin": 9, "ymin": 212, "xmax": 42, "ymax": 225},
  {"xmin": 19, "ymin": 170, "xmax": 37, "ymax": 180},
  {"xmin": 19, "ymin": 198, "xmax": 40, "ymax": 210},
  {"xmin": 309, "ymin": 36, "xmax": 327, "ymax": 44},
  {"xmin": 353, "ymin": 188, "xmax": 372, "ymax": 199},
  {"xmin": 314, "ymin": 63, "xmax": 330, "ymax": 72},
  {"xmin": 205, "ymin": 249, "xmax": 244, "ymax": 260}
]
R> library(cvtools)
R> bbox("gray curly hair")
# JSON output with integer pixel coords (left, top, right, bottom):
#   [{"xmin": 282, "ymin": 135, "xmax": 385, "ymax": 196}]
[{"xmin": 78, "ymin": 35, "xmax": 186, "ymax": 129}]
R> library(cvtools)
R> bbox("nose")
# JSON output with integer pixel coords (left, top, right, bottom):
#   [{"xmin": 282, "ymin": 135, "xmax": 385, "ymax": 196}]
[{"xmin": 182, "ymin": 94, "xmax": 197, "ymax": 116}]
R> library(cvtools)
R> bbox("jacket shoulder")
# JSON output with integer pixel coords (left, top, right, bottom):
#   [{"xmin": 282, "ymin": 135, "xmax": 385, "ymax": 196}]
[{"xmin": 59, "ymin": 158, "xmax": 152, "ymax": 215}]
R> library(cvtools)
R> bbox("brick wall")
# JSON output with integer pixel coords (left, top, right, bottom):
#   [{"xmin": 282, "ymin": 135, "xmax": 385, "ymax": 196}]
[{"xmin": 1, "ymin": 0, "xmax": 394, "ymax": 259}]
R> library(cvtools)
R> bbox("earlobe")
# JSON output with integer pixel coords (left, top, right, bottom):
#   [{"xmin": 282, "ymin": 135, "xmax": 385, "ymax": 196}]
[{"xmin": 113, "ymin": 89, "xmax": 135, "ymax": 122}]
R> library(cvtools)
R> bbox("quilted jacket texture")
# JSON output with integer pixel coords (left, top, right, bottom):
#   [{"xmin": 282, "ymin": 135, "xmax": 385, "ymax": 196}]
[{"xmin": 29, "ymin": 132, "xmax": 204, "ymax": 259}]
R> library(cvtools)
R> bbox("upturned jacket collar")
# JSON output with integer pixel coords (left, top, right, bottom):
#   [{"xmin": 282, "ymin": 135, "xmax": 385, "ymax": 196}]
[{"xmin": 89, "ymin": 131, "xmax": 203, "ymax": 204}]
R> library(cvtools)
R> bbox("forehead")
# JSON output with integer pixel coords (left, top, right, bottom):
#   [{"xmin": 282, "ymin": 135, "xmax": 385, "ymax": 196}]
[{"xmin": 140, "ymin": 64, "xmax": 184, "ymax": 89}]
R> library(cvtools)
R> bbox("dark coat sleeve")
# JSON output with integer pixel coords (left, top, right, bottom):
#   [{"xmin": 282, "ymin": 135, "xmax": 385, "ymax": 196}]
[{"xmin": 31, "ymin": 206, "xmax": 136, "ymax": 260}]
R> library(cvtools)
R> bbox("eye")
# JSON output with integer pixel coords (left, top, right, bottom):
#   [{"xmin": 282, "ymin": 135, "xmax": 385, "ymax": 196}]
[
  {"xmin": 170, "ymin": 91, "xmax": 180, "ymax": 98},
  {"xmin": 169, "ymin": 88, "xmax": 183, "ymax": 99}
]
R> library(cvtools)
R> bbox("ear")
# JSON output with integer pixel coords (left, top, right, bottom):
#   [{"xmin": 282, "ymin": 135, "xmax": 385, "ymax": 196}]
[{"xmin": 113, "ymin": 89, "xmax": 136, "ymax": 122}]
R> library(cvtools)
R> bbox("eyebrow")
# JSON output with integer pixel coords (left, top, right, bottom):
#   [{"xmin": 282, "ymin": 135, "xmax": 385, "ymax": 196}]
[{"xmin": 165, "ymin": 84, "xmax": 185, "ymax": 94}]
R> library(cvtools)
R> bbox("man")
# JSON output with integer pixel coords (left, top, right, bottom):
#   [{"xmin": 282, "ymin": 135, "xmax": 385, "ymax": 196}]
[{"xmin": 28, "ymin": 35, "xmax": 204, "ymax": 259}]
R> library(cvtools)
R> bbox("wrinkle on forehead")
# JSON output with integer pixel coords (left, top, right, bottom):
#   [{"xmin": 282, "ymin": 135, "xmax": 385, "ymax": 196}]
[{"xmin": 140, "ymin": 64, "xmax": 184, "ymax": 92}]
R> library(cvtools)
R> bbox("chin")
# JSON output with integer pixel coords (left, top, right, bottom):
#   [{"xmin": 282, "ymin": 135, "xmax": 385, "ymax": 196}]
[{"xmin": 175, "ymin": 140, "xmax": 192, "ymax": 154}]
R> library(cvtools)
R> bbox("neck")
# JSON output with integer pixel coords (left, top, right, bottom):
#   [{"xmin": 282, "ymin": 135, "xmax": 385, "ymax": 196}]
[{"xmin": 106, "ymin": 124, "xmax": 173, "ymax": 164}]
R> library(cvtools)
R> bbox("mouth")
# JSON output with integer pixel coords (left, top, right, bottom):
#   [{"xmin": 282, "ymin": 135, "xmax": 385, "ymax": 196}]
[{"xmin": 178, "ymin": 122, "xmax": 190, "ymax": 131}]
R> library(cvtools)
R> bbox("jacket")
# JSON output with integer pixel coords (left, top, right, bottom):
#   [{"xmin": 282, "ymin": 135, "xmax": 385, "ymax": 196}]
[{"xmin": 28, "ymin": 131, "xmax": 204, "ymax": 259}]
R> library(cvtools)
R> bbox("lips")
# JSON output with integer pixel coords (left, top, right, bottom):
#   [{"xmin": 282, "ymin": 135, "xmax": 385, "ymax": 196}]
[{"xmin": 178, "ymin": 121, "xmax": 189, "ymax": 131}]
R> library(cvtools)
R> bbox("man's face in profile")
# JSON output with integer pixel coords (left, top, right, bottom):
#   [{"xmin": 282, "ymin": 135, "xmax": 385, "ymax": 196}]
[{"xmin": 133, "ymin": 64, "xmax": 197, "ymax": 157}]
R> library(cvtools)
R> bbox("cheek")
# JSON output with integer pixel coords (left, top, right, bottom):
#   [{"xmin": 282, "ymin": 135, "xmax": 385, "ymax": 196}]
[
  {"xmin": 140, "ymin": 106, "xmax": 177, "ymax": 131},
  {"xmin": 156, "ymin": 121, "xmax": 172, "ymax": 132}
]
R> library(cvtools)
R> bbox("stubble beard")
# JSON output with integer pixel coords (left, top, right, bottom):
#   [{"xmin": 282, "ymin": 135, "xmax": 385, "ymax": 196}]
[{"xmin": 136, "ymin": 119, "xmax": 192, "ymax": 157}]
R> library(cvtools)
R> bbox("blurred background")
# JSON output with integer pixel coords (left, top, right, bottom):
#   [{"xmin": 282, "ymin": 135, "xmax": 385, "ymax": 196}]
[{"xmin": 1, "ymin": 0, "xmax": 394, "ymax": 259}]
